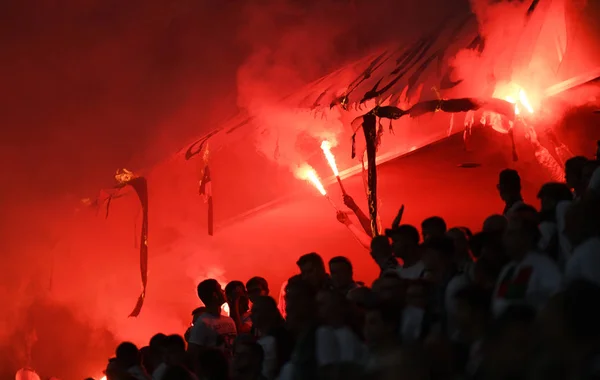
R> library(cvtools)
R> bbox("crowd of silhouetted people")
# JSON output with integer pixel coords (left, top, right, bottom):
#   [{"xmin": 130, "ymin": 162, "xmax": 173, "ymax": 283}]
[{"xmin": 98, "ymin": 152, "xmax": 600, "ymax": 380}]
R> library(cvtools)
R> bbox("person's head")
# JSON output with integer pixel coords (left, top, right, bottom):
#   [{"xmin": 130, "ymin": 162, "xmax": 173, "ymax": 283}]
[
  {"xmin": 453, "ymin": 285, "xmax": 492, "ymax": 341},
  {"xmin": 537, "ymin": 182, "xmax": 572, "ymax": 214},
  {"xmin": 232, "ymin": 335, "xmax": 264, "ymax": 378},
  {"xmin": 250, "ymin": 295, "xmax": 283, "ymax": 331},
  {"xmin": 482, "ymin": 214, "xmax": 508, "ymax": 234},
  {"xmin": 372, "ymin": 273, "xmax": 404, "ymax": 304},
  {"xmin": 502, "ymin": 216, "xmax": 541, "ymax": 260},
  {"xmin": 387, "ymin": 224, "xmax": 421, "ymax": 262},
  {"xmin": 363, "ymin": 303, "xmax": 401, "ymax": 348},
  {"xmin": 497, "ymin": 169, "xmax": 521, "ymax": 201},
  {"xmin": 284, "ymin": 276, "xmax": 317, "ymax": 331},
  {"xmin": 197, "ymin": 279, "xmax": 226, "ymax": 309},
  {"xmin": 225, "ymin": 280, "xmax": 249, "ymax": 313},
  {"xmin": 115, "ymin": 342, "xmax": 140, "ymax": 369},
  {"xmin": 296, "ymin": 252, "xmax": 327, "ymax": 290},
  {"xmin": 148, "ymin": 333, "xmax": 167, "ymax": 369},
  {"xmin": 421, "ymin": 236, "xmax": 455, "ymax": 283},
  {"xmin": 483, "ymin": 305, "xmax": 536, "ymax": 376},
  {"xmin": 370, "ymin": 235, "xmax": 394, "ymax": 268},
  {"xmin": 245, "ymin": 277, "xmax": 269, "ymax": 304},
  {"xmin": 328, "ymin": 256, "xmax": 354, "ymax": 290},
  {"xmin": 164, "ymin": 334, "xmax": 186, "ymax": 366},
  {"xmin": 421, "ymin": 217, "xmax": 447, "ymax": 241},
  {"xmin": 565, "ymin": 156, "xmax": 588, "ymax": 191}
]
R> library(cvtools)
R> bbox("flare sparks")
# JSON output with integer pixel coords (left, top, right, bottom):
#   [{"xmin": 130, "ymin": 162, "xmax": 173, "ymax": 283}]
[{"xmin": 320, "ymin": 140, "xmax": 347, "ymax": 195}]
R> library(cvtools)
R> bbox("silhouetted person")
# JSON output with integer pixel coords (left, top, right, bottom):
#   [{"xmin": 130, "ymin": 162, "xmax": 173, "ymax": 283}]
[
  {"xmin": 188, "ymin": 279, "xmax": 237, "ymax": 360},
  {"xmin": 497, "ymin": 169, "xmax": 524, "ymax": 216},
  {"xmin": 565, "ymin": 156, "xmax": 588, "ymax": 199},
  {"xmin": 386, "ymin": 224, "xmax": 424, "ymax": 279},
  {"xmin": 226, "ymin": 281, "xmax": 252, "ymax": 334},
  {"xmin": 115, "ymin": 342, "xmax": 150, "ymax": 380}
]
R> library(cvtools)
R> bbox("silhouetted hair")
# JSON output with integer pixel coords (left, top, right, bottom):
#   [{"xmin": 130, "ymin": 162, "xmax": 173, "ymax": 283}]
[
  {"xmin": 149, "ymin": 333, "xmax": 167, "ymax": 348},
  {"xmin": 165, "ymin": 334, "xmax": 186, "ymax": 352},
  {"xmin": 246, "ymin": 276, "xmax": 269, "ymax": 292},
  {"xmin": 370, "ymin": 235, "xmax": 392, "ymax": 253},
  {"xmin": 421, "ymin": 217, "xmax": 447, "ymax": 234},
  {"xmin": 537, "ymin": 182, "xmax": 573, "ymax": 202},
  {"xmin": 565, "ymin": 156, "xmax": 589, "ymax": 176},
  {"xmin": 329, "ymin": 256, "xmax": 353, "ymax": 271},
  {"xmin": 225, "ymin": 280, "xmax": 245, "ymax": 297},
  {"xmin": 421, "ymin": 236, "xmax": 455, "ymax": 258},
  {"xmin": 395, "ymin": 224, "xmax": 421, "ymax": 244},
  {"xmin": 296, "ymin": 252, "xmax": 325, "ymax": 270},
  {"xmin": 499, "ymin": 169, "xmax": 521, "ymax": 190},
  {"xmin": 197, "ymin": 279, "xmax": 220, "ymax": 305},
  {"xmin": 116, "ymin": 342, "xmax": 140, "ymax": 368}
]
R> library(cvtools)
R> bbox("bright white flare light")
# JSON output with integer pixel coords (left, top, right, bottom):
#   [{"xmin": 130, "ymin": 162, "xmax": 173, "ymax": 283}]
[{"xmin": 320, "ymin": 140, "xmax": 339, "ymax": 176}]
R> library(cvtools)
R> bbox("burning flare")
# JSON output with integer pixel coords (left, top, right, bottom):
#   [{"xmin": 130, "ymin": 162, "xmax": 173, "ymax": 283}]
[
  {"xmin": 296, "ymin": 164, "xmax": 327, "ymax": 196},
  {"xmin": 320, "ymin": 141, "xmax": 339, "ymax": 176}
]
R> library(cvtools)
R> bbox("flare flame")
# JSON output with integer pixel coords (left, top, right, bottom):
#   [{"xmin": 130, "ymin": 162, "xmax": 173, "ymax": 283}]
[{"xmin": 320, "ymin": 140, "xmax": 339, "ymax": 176}]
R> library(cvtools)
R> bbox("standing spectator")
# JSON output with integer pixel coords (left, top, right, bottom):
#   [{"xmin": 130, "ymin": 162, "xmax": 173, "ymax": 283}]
[
  {"xmin": 188, "ymin": 279, "xmax": 237, "ymax": 360},
  {"xmin": 386, "ymin": 224, "xmax": 424, "ymax": 279},
  {"xmin": 225, "ymin": 281, "xmax": 252, "ymax": 334},
  {"xmin": 497, "ymin": 169, "xmax": 524, "ymax": 216},
  {"xmin": 115, "ymin": 342, "xmax": 150, "ymax": 380}
]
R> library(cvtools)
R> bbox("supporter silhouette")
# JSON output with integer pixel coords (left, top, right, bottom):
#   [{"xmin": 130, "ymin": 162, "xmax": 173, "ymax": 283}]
[
  {"xmin": 250, "ymin": 296, "xmax": 292, "ymax": 380},
  {"xmin": 188, "ymin": 280, "xmax": 237, "ymax": 361},
  {"xmin": 497, "ymin": 169, "xmax": 524, "ymax": 216},
  {"xmin": 225, "ymin": 281, "xmax": 252, "ymax": 334},
  {"xmin": 386, "ymin": 224, "xmax": 424, "ymax": 279},
  {"xmin": 115, "ymin": 342, "xmax": 150, "ymax": 380},
  {"xmin": 328, "ymin": 256, "xmax": 360, "ymax": 296},
  {"xmin": 565, "ymin": 156, "xmax": 589, "ymax": 199}
]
